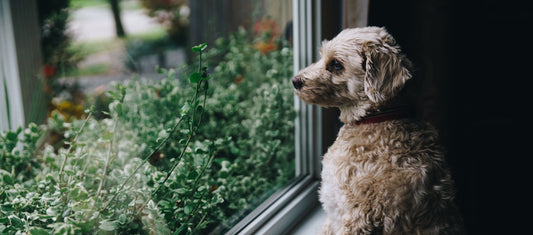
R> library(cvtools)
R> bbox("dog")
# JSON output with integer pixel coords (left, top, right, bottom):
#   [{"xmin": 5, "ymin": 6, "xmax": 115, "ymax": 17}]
[{"xmin": 292, "ymin": 27, "xmax": 464, "ymax": 234}]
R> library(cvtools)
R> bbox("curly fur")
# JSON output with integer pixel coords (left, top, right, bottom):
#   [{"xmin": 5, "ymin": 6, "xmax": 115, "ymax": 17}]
[{"xmin": 292, "ymin": 27, "xmax": 464, "ymax": 234}]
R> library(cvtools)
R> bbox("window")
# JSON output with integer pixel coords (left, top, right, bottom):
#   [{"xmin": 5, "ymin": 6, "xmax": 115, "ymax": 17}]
[
  {"xmin": 0, "ymin": 0, "xmax": 324, "ymax": 234},
  {"xmin": 0, "ymin": 0, "xmax": 30, "ymax": 131},
  {"xmin": 226, "ymin": 0, "xmax": 324, "ymax": 233}
]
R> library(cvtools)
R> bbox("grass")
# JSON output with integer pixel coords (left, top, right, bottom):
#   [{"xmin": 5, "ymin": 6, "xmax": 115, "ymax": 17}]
[
  {"xmin": 71, "ymin": 39, "xmax": 122, "ymax": 57},
  {"xmin": 126, "ymin": 28, "xmax": 167, "ymax": 42},
  {"xmin": 65, "ymin": 64, "xmax": 111, "ymax": 77},
  {"xmin": 70, "ymin": 0, "xmax": 143, "ymax": 10},
  {"xmin": 70, "ymin": 0, "xmax": 108, "ymax": 9}
]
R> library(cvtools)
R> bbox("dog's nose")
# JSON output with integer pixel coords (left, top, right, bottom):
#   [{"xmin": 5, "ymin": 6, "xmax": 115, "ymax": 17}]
[{"xmin": 292, "ymin": 76, "xmax": 303, "ymax": 90}]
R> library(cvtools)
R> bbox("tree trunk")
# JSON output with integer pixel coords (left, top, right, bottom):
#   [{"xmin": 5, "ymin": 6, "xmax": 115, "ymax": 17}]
[{"xmin": 109, "ymin": 0, "xmax": 125, "ymax": 38}]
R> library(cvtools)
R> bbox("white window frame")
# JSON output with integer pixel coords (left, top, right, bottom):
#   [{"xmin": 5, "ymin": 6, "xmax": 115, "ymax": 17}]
[
  {"xmin": 226, "ymin": 0, "xmax": 323, "ymax": 234},
  {"xmin": 0, "ymin": 0, "xmax": 25, "ymax": 131}
]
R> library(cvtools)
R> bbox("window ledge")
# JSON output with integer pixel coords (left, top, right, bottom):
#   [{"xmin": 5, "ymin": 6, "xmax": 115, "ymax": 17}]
[{"xmin": 290, "ymin": 204, "xmax": 326, "ymax": 234}]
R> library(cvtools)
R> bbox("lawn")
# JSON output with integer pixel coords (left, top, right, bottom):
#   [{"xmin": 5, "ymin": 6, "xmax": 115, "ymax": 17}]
[{"xmin": 70, "ymin": 0, "xmax": 143, "ymax": 10}]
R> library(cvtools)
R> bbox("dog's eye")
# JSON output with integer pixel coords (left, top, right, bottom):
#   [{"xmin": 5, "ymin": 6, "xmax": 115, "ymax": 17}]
[{"xmin": 327, "ymin": 59, "xmax": 344, "ymax": 73}]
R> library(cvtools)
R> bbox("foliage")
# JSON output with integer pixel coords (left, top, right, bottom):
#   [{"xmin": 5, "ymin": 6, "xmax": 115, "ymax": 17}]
[
  {"xmin": 38, "ymin": 0, "xmax": 87, "ymax": 127},
  {"xmin": 140, "ymin": 0, "xmax": 189, "ymax": 45},
  {"xmin": 1, "ymin": 28, "xmax": 294, "ymax": 234},
  {"xmin": 38, "ymin": 0, "xmax": 83, "ymax": 77}
]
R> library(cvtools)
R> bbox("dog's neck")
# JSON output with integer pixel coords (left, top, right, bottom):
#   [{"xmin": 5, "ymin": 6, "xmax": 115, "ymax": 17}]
[
  {"xmin": 352, "ymin": 106, "xmax": 412, "ymax": 125},
  {"xmin": 339, "ymin": 95, "xmax": 413, "ymax": 124},
  {"xmin": 339, "ymin": 104, "xmax": 412, "ymax": 124},
  {"xmin": 339, "ymin": 102, "xmax": 373, "ymax": 123}
]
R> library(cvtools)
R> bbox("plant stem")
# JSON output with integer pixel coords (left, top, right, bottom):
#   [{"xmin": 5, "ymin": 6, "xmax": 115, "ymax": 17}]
[
  {"xmin": 189, "ymin": 51, "xmax": 203, "ymax": 133},
  {"xmin": 137, "ymin": 105, "xmax": 203, "ymax": 218},
  {"xmin": 152, "ymin": 133, "xmax": 193, "ymax": 196},
  {"xmin": 100, "ymin": 117, "xmax": 184, "ymax": 213},
  {"xmin": 193, "ymin": 212, "xmax": 208, "ymax": 232},
  {"xmin": 104, "ymin": 46, "xmax": 211, "ymax": 227},
  {"xmin": 96, "ymin": 112, "xmax": 119, "ymax": 198},
  {"xmin": 137, "ymin": 51, "xmax": 210, "ymax": 218},
  {"xmin": 152, "ymin": 77, "xmax": 208, "ymax": 197},
  {"xmin": 191, "ymin": 153, "xmax": 215, "ymax": 194},
  {"xmin": 59, "ymin": 107, "xmax": 93, "ymax": 182}
]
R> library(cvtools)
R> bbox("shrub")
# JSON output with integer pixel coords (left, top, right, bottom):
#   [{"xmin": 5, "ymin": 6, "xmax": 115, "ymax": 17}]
[{"xmin": 0, "ymin": 28, "xmax": 294, "ymax": 234}]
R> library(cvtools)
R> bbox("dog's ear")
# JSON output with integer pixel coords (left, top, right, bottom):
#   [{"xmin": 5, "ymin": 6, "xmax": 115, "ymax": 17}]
[{"xmin": 361, "ymin": 34, "xmax": 412, "ymax": 104}]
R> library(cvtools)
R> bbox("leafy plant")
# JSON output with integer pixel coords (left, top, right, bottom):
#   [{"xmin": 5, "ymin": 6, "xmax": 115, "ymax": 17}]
[{"xmin": 1, "ymin": 27, "xmax": 294, "ymax": 234}]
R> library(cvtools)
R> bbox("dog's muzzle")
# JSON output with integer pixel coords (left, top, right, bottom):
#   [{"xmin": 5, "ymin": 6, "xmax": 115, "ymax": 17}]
[{"xmin": 292, "ymin": 76, "xmax": 303, "ymax": 90}]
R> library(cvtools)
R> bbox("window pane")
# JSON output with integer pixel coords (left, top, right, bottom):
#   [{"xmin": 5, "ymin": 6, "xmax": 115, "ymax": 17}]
[
  {"xmin": 187, "ymin": 0, "xmax": 296, "ymax": 232},
  {"xmin": 3, "ymin": 0, "xmax": 296, "ymax": 234}
]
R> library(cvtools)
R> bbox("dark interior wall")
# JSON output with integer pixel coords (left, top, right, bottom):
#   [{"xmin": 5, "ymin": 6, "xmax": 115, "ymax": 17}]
[
  {"xmin": 320, "ymin": 0, "xmax": 343, "ymax": 152},
  {"xmin": 368, "ymin": 0, "xmax": 530, "ymax": 234}
]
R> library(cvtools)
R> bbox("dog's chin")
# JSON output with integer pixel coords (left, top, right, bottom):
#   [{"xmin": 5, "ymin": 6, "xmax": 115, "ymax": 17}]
[{"xmin": 294, "ymin": 88, "xmax": 341, "ymax": 108}]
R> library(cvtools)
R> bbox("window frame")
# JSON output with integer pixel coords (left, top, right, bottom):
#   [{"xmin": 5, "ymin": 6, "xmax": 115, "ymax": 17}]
[
  {"xmin": 0, "ymin": 0, "xmax": 26, "ymax": 131},
  {"xmin": 226, "ymin": 0, "xmax": 324, "ymax": 234}
]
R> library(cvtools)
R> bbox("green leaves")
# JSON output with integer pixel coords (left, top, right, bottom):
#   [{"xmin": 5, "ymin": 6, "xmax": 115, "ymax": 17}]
[
  {"xmin": 1, "ymin": 174, "xmax": 14, "ymax": 185},
  {"xmin": 1, "ymin": 204, "xmax": 14, "ymax": 213},
  {"xmin": 189, "ymin": 72, "xmax": 202, "ymax": 83},
  {"xmin": 183, "ymin": 205, "xmax": 193, "ymax": 215},
  {"xmin": 29, "ymin": 227, "xmax": 50, "ymax": 235},
  {"xmin": 8, "ymin": 215, "xmax": 24, "ymax": 230},
  {"xmin": 189, "ymin": 43, "xmax": 210, "ymax": 83},
  {"xmin": 99, "ymin": 220, "xmax": 117, "ymax": 231},
  {"xmin": 189, "ymin": 70, "xmax": 211, "ymax": 83},
  {"xmin": 0, "ymin": 27, "xmax": 295, "ymax": 234},
  {"xmin": 29, "ymin": 228, "xmax": 50, "ymax": 235},
  {"xmin": 191, "ymin": 43, "xmax": 207, "ymax": 52},
  {"xmin": 101, "ymin": 131, "xmax": 114, "ymax": 141},
  {"xmin": 5, "ymin": 131, "xmax": 18, "ymax": 142},
  {"xmin": 107, "ymin": 84, "xmax": 126, "ymax": 102}
]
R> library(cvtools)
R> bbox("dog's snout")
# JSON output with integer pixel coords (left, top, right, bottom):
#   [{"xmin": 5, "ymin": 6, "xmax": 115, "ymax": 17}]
[{"xmin": 292, "ymin": 76, "xmax": 304, "ymax": 90}]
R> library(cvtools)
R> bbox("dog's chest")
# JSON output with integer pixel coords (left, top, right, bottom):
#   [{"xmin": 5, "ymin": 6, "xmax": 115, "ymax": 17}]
[
  {"xmin": 320, "ymin": 123, "xmax": 398, "ymax": 198},
  {"xmin": 322, "ymin": 124, "xmax": 385, "ymax": 167}
]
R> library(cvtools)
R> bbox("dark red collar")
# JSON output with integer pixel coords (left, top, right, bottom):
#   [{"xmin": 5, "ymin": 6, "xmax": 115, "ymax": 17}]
[{"xmin": 352, "ymin": 106, "xmax": 412, "ymax": 125}]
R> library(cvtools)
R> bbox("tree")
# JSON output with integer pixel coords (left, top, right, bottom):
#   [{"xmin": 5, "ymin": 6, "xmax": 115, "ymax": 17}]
[{"xmin": 109, "ymin": 0, "xmax": 126, "ymax": 38}]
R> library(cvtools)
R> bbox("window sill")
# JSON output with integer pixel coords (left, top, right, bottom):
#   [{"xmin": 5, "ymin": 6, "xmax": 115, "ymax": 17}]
[{"xmin": 290, "ymin": 204, "xmax": 326, "ymax": 234}]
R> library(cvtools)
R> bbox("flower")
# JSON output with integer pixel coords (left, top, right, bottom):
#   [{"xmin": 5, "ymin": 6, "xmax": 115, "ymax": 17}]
[
  {"xmin": 253, "ymin": 41, "xmax": 277, "ymax": 54},
  {"xmin": 43, "ymin": 64, "xmax": 57, "ymax": 78},
  {"xmin": 252, "ymin": 18, "xmax": 280, "ymax": 54},
  {"xmin": 253, "ymin": 18, "xmax": 279, "ymax": 38},
  {"xmin": 53, "ymin": 100, "xmax": 85, "ymax": 121}
]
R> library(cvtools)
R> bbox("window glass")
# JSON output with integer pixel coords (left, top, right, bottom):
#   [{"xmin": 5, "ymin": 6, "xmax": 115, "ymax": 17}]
[{"xmin": 0, "ymin": 0, "xmax": 295, "ymax": 234}]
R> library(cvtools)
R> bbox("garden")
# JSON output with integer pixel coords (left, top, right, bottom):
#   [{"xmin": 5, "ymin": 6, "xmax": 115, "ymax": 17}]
[{"xmin": 1, "ymin": 1, "xmax": 296, "ymax": 234}]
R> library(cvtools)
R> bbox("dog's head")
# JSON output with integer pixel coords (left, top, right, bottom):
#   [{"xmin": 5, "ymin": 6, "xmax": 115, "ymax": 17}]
[{"xmin": 292, "ymin": 27, "xmax": 412, "ymax": 121}]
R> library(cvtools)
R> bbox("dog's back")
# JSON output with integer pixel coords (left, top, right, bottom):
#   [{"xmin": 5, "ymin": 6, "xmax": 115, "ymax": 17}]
[{"xmin": 320, "ymin": 119, "xmax": 464, "ymax": 234}]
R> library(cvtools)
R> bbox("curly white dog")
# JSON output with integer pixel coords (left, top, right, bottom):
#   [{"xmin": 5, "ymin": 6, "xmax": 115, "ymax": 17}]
[{"xmin": 292, "ymin": 27, "xmax": 464, "ymax": 235}]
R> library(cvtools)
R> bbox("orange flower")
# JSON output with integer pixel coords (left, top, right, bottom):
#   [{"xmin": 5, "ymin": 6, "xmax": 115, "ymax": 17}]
[
  {"xmin": 233, "ymin": 75, "xmax": 245, "ymax": 84},
  {"xmin": 253, "ymin": 18, "xmax": 280, "ymax": 54},
  {"xmin": 253, "ymin": 41, "xmax": 277, "ymax": 54},
  {"xmin": 253, "ymin": 18, "xmax": 279, "ymax": 38}
]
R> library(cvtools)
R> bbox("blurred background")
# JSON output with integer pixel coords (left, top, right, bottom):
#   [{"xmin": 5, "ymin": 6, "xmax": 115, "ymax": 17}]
[{"xmin": 1, "ymin": 0, "xmax": 293, "ymax": 128}]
